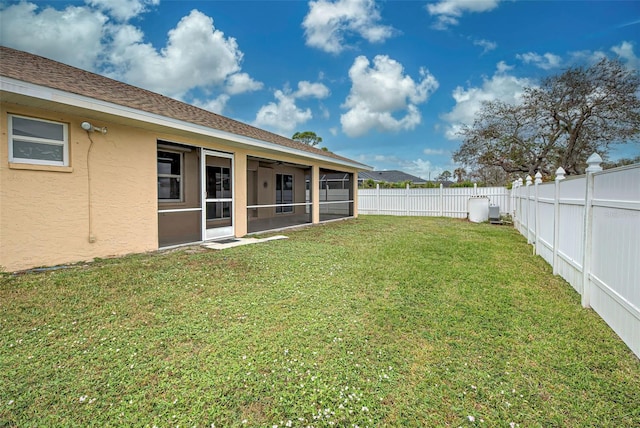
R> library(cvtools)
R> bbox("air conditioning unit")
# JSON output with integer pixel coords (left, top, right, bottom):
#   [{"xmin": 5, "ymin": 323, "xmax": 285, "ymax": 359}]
[{"xmin": 489, "ymin": 205, "xmax": 501, "ymax": 224}]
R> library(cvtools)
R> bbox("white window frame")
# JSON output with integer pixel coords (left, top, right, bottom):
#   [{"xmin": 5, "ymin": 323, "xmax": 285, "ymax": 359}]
[
  {"xmin": 8, "ymin": 114, "xmax": 69, "ymax": 166},
  {"xmin": 157, "ymin": 149, "xmax": 184, "ymax": 202}
]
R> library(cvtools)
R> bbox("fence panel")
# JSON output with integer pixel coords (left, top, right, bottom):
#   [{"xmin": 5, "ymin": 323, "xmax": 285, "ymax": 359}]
[
  {"xmin": 527, "ymin": 182, "xmax": 536, "ymax": 244},
  {"xmin": 407, "ymin": 188, "xmax": 439, "ymax": 216},
  {"xmin": 536, "ymin": 182, "xmax": 555, "ymax": 266},
  {"xmin": 556, "ymin": 176, "xmax": 586, "ymax": 293},
  {"xmin": 381, "ymin": 188, "xmax": 408, "ymax": 216},
  {"xmin": 511, "ymin": 157, "xmax": 639, "ymax": 358},
  {"xmin": 589, "ymin": 165, "xmax": 640, "ymax": 358},
  {"xmin": 358, "ymin": 185, "xmax": 510, "ymax": 218}
]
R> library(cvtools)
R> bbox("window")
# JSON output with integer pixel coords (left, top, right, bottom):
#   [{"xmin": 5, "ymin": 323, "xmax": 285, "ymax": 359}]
[
  {"xmin": 157, "ymin": 150, "xmax": 183, "ymax": 201},
  {"xmin": 8, "ymin": 114, "xmax": 69, "ymax": 166},
  {"xmin": 276, "ymin": 173, "xmax": 293, "ymax": 213}
]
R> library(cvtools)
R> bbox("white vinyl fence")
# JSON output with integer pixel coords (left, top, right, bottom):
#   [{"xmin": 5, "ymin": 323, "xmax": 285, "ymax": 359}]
[
  {"xmin": 512, "ymin": 154, "xmax": 640, "ymax": 358},
  {"xmin": 358, "ymin": 184, "xmax": 510, "ymax": 218}
]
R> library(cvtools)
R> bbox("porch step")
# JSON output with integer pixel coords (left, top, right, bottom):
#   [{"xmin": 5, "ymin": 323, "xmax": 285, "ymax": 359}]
[{"xmin": 202, "ymin": 235, "xmax": 288, "ymax": 250}]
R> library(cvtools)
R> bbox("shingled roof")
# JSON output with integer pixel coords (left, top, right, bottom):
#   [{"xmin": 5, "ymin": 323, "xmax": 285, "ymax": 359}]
[
  {"xmin": 358, "ymin": 170, "xmax": 427, "ymax": 183},
  {"xmin": 0, "ymin": 46, "xmax": 367, "ymax": 169}
]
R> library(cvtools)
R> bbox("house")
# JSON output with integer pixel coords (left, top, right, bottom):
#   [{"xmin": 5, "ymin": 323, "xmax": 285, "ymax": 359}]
[
  {"xmin": 357, "ymin": 170, "xmax": 427, "ymax": 186},
  {"xmin": 0, "ymin": 46, "xmax": 370, "ymax": 272}
]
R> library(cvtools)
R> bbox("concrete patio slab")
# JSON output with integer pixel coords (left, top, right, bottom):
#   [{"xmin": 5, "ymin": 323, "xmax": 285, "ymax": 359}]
[{"xmin": 202, "ymin": 235, "xmax": 288, "ymax": 250}]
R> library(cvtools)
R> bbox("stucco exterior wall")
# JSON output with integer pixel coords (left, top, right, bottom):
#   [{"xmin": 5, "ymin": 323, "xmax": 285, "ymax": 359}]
[
  {"xmin": 233, "ymin": 150, "xmax": 249, "ymax": 237},
  {"xmin": 1, "ymin": 103, "xmax": 361, "ymax": 272},
  {"xmin": 1, "ymin": 104, "xmax": 157, "ymax": 271}
]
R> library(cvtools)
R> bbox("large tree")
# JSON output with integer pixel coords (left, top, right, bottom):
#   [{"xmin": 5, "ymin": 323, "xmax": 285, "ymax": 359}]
[
  {"xmin": 292, "ymin": 131, "xmax": 323, "ymax": 147},
  {"xmin": 454, "ymin": 58, "xmax": 640, "ymax": 176}
]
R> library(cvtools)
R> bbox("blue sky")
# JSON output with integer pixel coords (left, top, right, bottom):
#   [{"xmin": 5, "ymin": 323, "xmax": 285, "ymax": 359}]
[{"xmin": 1, "ymin": 0, "xmax": 639, "ymax": 179}]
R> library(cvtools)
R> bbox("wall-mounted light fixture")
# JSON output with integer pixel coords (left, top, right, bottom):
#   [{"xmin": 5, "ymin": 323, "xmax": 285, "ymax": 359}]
[{"xmin": 81, "ymin": 121, "xmax": 107, "ymax": 134}]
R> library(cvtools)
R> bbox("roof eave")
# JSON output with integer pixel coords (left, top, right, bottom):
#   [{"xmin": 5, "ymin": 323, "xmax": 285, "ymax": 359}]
[{"xmin": 1, "ymin": 76, "xmax": 372, "ymax": 171}]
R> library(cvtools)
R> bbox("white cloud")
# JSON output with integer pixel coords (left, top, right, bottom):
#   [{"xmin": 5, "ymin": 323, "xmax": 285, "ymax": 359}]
[
  {"xmin": 473, "ymin": 38, "xmax": 497, "ymax": 54},
  {"xmin": 423, "ymin": 148, "xmax": 447, "ymax": 156},
  {"xmin": 618, "ymin": 18, "xmax": 640, "ymax": 28},
  {"xmin": 406, "ymin": 158, "xmax": 436, "ymax": 179},
  {"xmin": 383, "ymin": 155, "xmax": 433, "ymax": 178},
  {"xmin": 192, "ymin": 94, "xmax": 230, "ymax": 115},
  {"xmin": 427, "ymin": 0, "xmax": 501, "ymax": 30},
  {"xmin": 225, "ymin": 73, "xmax": 264, "ymax": 95},
  {"xmin": 517, "ymin": 52, "xmax": 562, "ymax": 70},
  {"xmin": 611, "ymin": 41, "xmax": 640, "ymax": 70},
  {"xmin": 402, "ymin": 157, "xmax": 461, "ymax": 180},
  {"xmin": 569, "ymin": 49, "xmax": 608, "ymax": 65},
  {"xmin": 294, "ymin": 81, "xmax": 330, "ymax": 99},
  {"xmin": 496, "ymin": 60, "xmax": 513, "ymax": 73},
  {"xmin": 302, "ymin": 0, "xmax": 395, "ymax": 54},
  {"xmin": 0, "ymin": 3, "xmax": 261, "ymax": 113},
  {"xmin": 319, "ymin": 105, "xmax": 331, "ymax": 119},
  {"xmin": 253, "ymin": 90, "xmax": 313, "ymax": 135},
  {"xmin": 0, "ymin": 2, "xmax": 107, "ymax": 71},
  {"xmin": 85, "ymin": 0, "xmax": 158, "ymax": 21},
  {"xmin": 442, "ymin": 61, "xmax": 533, "ymax": 139},
  {"xmin": 340, "ymin": 55, "xmax": 439, "ymax": 137},
  {"xmin": 253, "ymin": 80, "xmax": 330, "ymax": 135},
  {"xmin": 106, "ymin": 10, "xmax": 252, "ymax": 99}
]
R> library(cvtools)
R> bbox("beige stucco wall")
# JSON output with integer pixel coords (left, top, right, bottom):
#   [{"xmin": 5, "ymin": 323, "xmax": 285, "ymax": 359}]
[
  {"xmin": 1, "ymin": 102, "xmax": 361, "ymax": 272},
  {"xmin": 1, "ymin": 104, "xmax": 157, "ymax": 272},
  {"xmin": 312, "ymin": 165, "xmax": 321, "ymax": 224},
  {"xmin": 234, "ymin": 150, "xmax": 249, "ymax": 237}
]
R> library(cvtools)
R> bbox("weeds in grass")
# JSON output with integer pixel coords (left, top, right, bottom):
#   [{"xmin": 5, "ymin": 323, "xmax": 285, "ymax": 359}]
[{"xmin": 1, "ymin": 216, "xmax": 638, "ymax": 426}]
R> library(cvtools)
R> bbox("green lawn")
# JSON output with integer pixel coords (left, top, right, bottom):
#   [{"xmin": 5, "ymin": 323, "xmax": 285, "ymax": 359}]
[{"xmin": 1, "ymin": 216, "xmax": 638, "ymax": 427}]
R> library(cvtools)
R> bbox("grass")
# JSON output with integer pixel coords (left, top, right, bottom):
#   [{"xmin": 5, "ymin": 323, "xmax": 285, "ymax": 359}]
[{"xmin": 1, "ymin": 215, "xmax": 638, "ymax": 427}]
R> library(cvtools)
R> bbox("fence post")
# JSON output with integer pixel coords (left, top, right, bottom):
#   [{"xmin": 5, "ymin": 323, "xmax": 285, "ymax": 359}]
[
  {"xmin": 552, "ymin": 167, "xmax": 566, "ymax": 275},
  {"xmin": 525, "ymin": 175, "xmax": 532, "ymax": 243},
  {"xmin": 511, "ymin": 180, "xmax": 518, "ymax": 230},
  {"xmin": 406, "ymin": 183, "xmax": 410, "ymax": 216},
  {"xmin": 518, "ymin": 178, "xmax": 523, "ymax": 233},
  {"xmin": 534, "ymin": 172, "xmax": 542, "ymax": 255},
  {"xmin": 439, "ymin": 183, "xmax": 443, "ymax": 217},
  {"xmin": 516, "ymin": 178, "xmax": 523, "ymax": 232},
  {"xmin": 581, "ymin": 153, "xmax": 602, "ymax": 308},
  {"xmin": 376, "ymin": 183, "xmax": 380, "ymax": 215},
  {"xmin": 513, "ymin": 179, "xmax": 518, "ymax": 231},
  {"xmin": 505, "ymin": 185, "xmax": 511, "ymax": 214}
]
